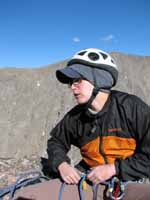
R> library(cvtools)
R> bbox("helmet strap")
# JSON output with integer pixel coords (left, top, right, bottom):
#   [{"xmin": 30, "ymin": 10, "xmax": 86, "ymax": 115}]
[
  {"xmin": 83, "ymin": 86, "xmax": 111, "ymax": 109},
  {"xmin": 84, "ymin": 87, "xmax": 100, "ymax": 109}
]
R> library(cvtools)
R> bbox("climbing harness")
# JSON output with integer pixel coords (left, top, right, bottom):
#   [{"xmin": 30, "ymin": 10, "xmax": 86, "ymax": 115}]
[
  {"xmin": 58, "ymin": 175, "xmax": 144, "ymax": 200},
  {"xmin": 106, "ymin": 177, "xmax": 125, "ymax": 200},
  {"xmin": 106, "ymin": 176, "xmax": 145, "ymax": 200}
]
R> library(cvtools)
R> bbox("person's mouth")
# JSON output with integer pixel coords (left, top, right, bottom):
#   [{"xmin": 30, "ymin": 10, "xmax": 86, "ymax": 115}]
[{"xmin": 74, "ymin": 93, "xmax": 80, "ymax": 99}]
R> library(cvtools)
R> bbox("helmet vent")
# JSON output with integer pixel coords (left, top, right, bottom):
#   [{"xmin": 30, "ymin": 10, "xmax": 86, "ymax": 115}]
[
  {"xmin": 88, "ymin": 52, "xmax": 99, "ymax": 61},
  {"xmin": 100, "ymin": 52, "xmax": 108, "ymax": 60},
  {"xmin": 78, "ymin": 51, "xmax": 87, "ymax": 56},
  {"xmin": 111, "ymin": 59, "xmax": 114, "ymax": 64}
]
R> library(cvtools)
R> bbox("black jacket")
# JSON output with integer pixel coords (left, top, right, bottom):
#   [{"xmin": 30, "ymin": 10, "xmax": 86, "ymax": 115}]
[{"xmin": 47, "ymin": 90, "xmax": 150, "ymax": 181}]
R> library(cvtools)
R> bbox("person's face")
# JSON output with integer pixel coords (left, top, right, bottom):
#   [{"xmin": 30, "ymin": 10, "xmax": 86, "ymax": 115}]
[{"xmin": 69, "ymin": 78, "xmax": 94, "ymax": 104}]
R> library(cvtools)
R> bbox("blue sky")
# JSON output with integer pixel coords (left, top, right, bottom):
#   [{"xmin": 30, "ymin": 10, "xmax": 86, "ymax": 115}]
[{"xmin": 0, "ymin": 0, "xmax": 150, "ymax": 68}]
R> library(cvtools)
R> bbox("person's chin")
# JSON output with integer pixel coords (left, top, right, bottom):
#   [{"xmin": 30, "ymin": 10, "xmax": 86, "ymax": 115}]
[{"xmin": 76, "ymin": 98, "xmax": 87, "ymax": 105}]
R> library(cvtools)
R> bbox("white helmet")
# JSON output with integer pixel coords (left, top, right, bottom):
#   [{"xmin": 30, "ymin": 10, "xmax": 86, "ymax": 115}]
[{"xmin": 67, "ymin": 48, "xmax": 118, "ymax": 86}]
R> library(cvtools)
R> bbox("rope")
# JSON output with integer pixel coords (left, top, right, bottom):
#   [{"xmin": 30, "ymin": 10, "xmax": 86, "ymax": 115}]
[
  {"xmin": 79, "ymin": 174, "xmax": 86, "ymax": 200},
  {"xmin": 0, "ymin": 170, "xmax": 145, "ymax": 200},
  {"xmin": 0, "ymin": 170, "xmax": 49, "ymax": 200},
  {"xmin": 58, "ymin": 182, "xmax": 66, "ymax": 200},
  {"xmin": 58, "ymin": 174, "xmax": 126, "ymax": 200},
  {"xmin": 58, "ymin": 173, "xmax": 99, "ymax": 200},
  {"xmin": 92, "ymin": 184, "xmax": 98, "ymax": 200}
]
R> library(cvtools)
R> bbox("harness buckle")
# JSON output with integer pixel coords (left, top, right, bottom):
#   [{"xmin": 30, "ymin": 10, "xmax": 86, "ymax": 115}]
[{"xmin": 107, "ymin": 177, "xmax": 125, "ymax": 200}]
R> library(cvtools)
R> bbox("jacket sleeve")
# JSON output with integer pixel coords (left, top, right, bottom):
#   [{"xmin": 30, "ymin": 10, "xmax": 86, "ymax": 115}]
[
  {"xmin": 115, "ymin": 96, "xmax": 150, "ymax": 181},
  {"xmin": 47, "ymin": 114, "xmax": 74, "ymax": 173}
]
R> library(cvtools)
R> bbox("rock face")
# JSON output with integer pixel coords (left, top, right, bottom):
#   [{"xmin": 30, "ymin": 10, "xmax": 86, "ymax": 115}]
[{"xmin": 0, "ymin": 53, "xmax": 150, "ymax": 160}]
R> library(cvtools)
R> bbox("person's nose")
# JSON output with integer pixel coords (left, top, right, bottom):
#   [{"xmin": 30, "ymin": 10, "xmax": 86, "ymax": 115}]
[{"xmin": 70, "ymin": 83, "xmax": 76, "ymax": 90}]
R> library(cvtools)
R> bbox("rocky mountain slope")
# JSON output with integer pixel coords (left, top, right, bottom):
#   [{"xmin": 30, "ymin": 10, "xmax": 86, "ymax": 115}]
[{"xmin": 0, "ymin": 53, "xmax": 150, "ymax": 161}]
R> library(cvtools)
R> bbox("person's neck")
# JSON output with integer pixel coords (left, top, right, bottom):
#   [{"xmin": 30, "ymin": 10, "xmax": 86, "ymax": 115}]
[{"xmin": 90, "ymin": 91, "xmax": 110, "ymax": 112}]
